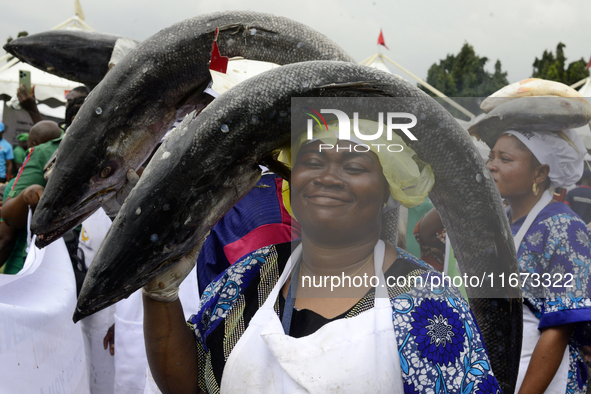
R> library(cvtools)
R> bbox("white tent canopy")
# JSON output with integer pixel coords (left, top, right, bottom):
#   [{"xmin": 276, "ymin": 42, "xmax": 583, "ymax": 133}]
[
  {"xmin": 0, "ymin": 62, "xmax": 82, "ymax": 108},
  {"xmin": 0, "ymin": 0, "xmax": 92, "ymax": 107},
  {"xmin": 0, "ymin": 1, "xmax": 92, "ymax": 142},
  {"xmin": 361, "ymin": 51, "xmax": 476, "ymax": 120}
]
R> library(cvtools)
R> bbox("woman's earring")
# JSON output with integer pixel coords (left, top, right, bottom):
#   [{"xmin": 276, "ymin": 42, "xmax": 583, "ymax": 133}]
[
  {"xmin": 532, "ymin": 183, "xmax": 539, "ymax": 196},
  {"xmin": 383, "ymin": 202, "xmax": 388, "ymax": 209}
]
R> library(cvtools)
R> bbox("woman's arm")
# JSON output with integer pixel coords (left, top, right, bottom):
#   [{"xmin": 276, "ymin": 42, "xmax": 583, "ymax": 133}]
[
  {"xmin": 142, "ymin": 246, "xmax": 205, "ymax": 394},
  {"xmin": 143, "ymin": 295, "xmax": 202, "ymax": 394},
  {"xmin": 517, "ymin": 324, "xmax": 574, "ymax": 394}
]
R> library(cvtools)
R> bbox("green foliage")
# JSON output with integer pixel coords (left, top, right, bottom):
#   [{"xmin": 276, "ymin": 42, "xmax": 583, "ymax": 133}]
[
  {"xmin": 6, "ymin": 31, "xmax": 28, "ymax": 45},
  {"xmin": 532, "ymin": 42, "xmax": 589, "ymax": 86},
  {"xmin": 421, "ymin": 43, "xmax": 509, "ymax": 98}
]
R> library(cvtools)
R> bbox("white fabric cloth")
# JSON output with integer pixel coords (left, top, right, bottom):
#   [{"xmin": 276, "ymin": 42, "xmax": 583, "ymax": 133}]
[
  {"xmin": 78, "ymin": 209, "xmax": 116, "ymax": 394},
  {"xmin": 114, "ymin": 291, "xmax": 147, "ymax": 394},
  {"xmin": 220, "ymin": 241, "xmax": 404, "ymax": 393},
  {"xmin": 505, "ymin": 129, "xmax": 585, "ymax": 188},
  {"xmin": 512, "ymin": 192, "xmax": 569, "ymax": 393},
  {"xmin": 72, "ymin": 206, "xmax": 199, "ymax": 394},
  {"xmin": 0, "ymin": 238, "xmax": 90, "ymax": 393}
]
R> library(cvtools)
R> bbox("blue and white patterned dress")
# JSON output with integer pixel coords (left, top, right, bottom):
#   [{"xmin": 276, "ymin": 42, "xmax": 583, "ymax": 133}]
[
  {"xmin": 188, "ymin": 242, "xmax": 500, "ymax": 394},
  {"xmin": 511, "ymin": 202, "xmax": 591, "ymax": 393}
]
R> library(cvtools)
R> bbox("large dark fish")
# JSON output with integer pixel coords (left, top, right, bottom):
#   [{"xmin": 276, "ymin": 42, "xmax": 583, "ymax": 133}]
[
  {"xmin": 29, "ymin": 11, "xmax": 355, "ymax": 247},
  {"xmin": 469, "ymin": 96, "xmax": 591, "ymax": 148},
  {"xmin": 3, "ymin": 30, "xmax": 139, "ymax": 86},
  {"xmin": 76, "ymin": 61, "xmax": 522, "ymax": 393}
]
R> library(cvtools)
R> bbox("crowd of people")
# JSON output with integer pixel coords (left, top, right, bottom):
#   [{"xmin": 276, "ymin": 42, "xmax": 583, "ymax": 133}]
[{"xmin": 1, "ymin": 47, "xmax": 591, "ymax": 394}]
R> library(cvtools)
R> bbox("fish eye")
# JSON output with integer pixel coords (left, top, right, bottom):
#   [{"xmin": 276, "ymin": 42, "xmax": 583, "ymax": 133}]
[
  {"xmin": 100, "ymin": 166, "xmax": 112, "ymax": 178},
  {"xmin": 99, "ymin": 161, "xmax": 119, "ymax": 179}
]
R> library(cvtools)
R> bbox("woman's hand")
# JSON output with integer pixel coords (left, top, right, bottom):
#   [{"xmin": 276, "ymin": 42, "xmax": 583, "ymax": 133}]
[
  {"xmin": 142, "ymin": 246, "xmax": 200, "ymax": 302},
  {"xmin": 518, "ymin": 324, "xmax": 574, "ymax": 394}
]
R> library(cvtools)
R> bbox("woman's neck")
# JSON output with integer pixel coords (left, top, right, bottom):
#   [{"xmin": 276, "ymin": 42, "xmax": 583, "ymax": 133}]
[
  {"xmin": 299, "ymin": 235, "xmax": 378, "ymax": 276},
  {"xmin": 507, "ymin": 191, "xmax": 547, "ymax": 224}
]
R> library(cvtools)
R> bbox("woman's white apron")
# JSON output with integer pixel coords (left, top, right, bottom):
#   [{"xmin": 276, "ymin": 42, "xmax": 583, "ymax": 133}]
[
  {"xmin": 220, "ymin": 240, "xmax": 404, "ymax": 393},
  {"xmin": 513, "ymin": 191, "xmax": 569, "ymax": 394}
]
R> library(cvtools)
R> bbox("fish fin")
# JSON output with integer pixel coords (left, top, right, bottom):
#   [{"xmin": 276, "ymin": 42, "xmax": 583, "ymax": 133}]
[
  {"xmin": 217, "ymin": 23, "xmax": 278, "ymax": 36},
  {"xmin": 261, "ymin": 155, "xmax": 291, "ymax": 182}
]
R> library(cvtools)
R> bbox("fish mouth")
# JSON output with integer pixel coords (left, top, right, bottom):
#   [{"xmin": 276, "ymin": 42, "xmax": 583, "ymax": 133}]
[
  {"xmin": 72, "ymin": 249, "xmax": 182, "ymax": 323},
  {"xmin": 34, "ymin": 208, "xmax": 96, "ymax": 248},
  {"xmin": 2, "ymin": 44, "xmax": 17, "ymax": 57},
  {"xmin": 33, "ymin": 187, "xmax": 118, "ymax": 247}
]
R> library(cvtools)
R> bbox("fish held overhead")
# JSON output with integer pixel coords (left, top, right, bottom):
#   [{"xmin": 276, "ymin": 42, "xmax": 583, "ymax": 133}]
[
  {"xmin": 75, "ymin": 61, "xmax": 521, "ymax": 394},
  {"xmin": 30, "ymin": 11, "xmax": 355, "ymax": 248},
  {"xmin": 469, "ymin": 96, "xmax": 591, "ymax": 148},
  {"xmin": 3, "ymin": 30, "xmax": 140, "ymax": 87}
]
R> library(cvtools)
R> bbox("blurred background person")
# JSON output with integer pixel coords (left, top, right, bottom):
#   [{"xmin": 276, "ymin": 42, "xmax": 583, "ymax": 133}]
[
  {"xmin": 12, "ymin": 133, "xmax": 29, "ymax": 177},
  {"xmin": 0, "ymin": 122, "xmax": 14, "ymax": 183},
  {"xmin": 565, "ymin": 169, "xmax": 591, "ymax": 225}
]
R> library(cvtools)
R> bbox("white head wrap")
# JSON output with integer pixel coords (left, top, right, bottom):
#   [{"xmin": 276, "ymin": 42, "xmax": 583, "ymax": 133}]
[{"xmin": 503, "ymin": 129, "xmax": 585, "ymax": 188}]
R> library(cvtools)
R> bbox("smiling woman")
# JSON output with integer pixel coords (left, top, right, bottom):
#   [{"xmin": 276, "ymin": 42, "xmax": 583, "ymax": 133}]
[
  {"xmin": 290, "ymin": 140, "xmax": 389, "ymax": 245},
  {"xmin": 140, "ymin": 118, "xmax": 504, "ymax": 394}
]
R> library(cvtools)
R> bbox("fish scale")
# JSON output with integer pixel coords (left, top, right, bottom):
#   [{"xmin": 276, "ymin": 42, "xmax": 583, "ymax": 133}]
[
  {"xmin": 76, "ymin": 61, "xmax": 522, "ymax": 393},
  {"xmin": 30, "ymin": 11, "xmax": 355, "ymax": 247}
]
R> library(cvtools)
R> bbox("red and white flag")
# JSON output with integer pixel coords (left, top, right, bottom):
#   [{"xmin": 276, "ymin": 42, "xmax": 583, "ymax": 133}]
[
  {"xmin": 586, "ymin": 55, "xmax": 591, "ymax": 70},
  {"xmin": 377, "ymin": 29, "xmax": 389, "ymax": 50}
]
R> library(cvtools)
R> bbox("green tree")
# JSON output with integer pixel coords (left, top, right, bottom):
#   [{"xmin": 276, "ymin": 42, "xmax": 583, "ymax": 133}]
[
  {"xmin": 422, "ymin": 43, "xmax": 508, "ymax": 97},
  {"xmin": 532, "ymin": 42, "xmax": 589, "ymax": 86},
  {"xmin": 6, "ymin": 31, "xmax": 28, "ymax": 45},
  {"xmin": 421, "ymin": 43, "xmax": 509, "ymax": 116}
]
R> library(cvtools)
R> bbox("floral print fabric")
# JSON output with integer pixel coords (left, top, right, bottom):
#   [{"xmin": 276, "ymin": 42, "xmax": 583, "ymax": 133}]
[{"xmin": 511, "ymin": 202, "xmax": 591, "ymax": 393}]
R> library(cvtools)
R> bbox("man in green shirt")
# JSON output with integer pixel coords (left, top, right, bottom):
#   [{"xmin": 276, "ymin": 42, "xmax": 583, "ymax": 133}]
[
  {"xmin": 0, "ymin": 178, "xmax": 27, "ymax": 274},
  {"xmin": 12, "ymin": 133, "xmax": 28, "ymax": 177},
  {"xmin": 1, "ymin": 122, "xmax": 62, "ymax": 274}
]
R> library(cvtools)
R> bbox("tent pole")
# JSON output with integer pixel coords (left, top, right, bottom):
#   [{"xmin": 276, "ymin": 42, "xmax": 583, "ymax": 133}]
[
  {"xmin": 51, "ymin": 16, "xmax": 94, "ymax": 31},
  {"xmin": 77, "ymin": 18, "xmax": 95, "ymax": 31},
  {"xmin": 51, "ymin": 17, "xmax": 74, "ymax": 30},
  {"xmin": 570, "ymin": 77, "xmax": 589, "ymax": 90},
  {"xmin": 381, "ymin": 54, "xmax": 475, "ymax": 120},
  {"xmin": 360, "ymin": 53, "xmax": 379, "ymax": 66},
  {"xmin": 0, "ymin": 58, "xmax": 19, "ymax": 74}
]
